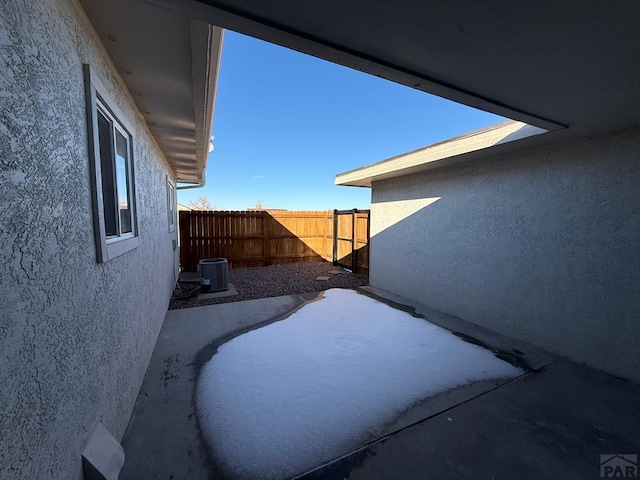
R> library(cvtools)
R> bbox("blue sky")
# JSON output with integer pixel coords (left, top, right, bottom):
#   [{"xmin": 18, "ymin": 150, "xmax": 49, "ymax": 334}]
[{"xmin": 178, "ymin": 31, "xmax": 503, "ymax": 211}]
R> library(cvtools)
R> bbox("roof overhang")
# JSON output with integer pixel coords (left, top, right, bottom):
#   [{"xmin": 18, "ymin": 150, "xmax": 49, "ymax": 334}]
[
  {"xmin": 141, "ymin": 0, "xmax": 640, "ymax": 138},
  {"xmin": 80, "ymin": 0, "xmax": 224, "ymax": 184},
  {"xmin": 335, "ymin": 121, "xmax": 555, "ymax": 187}
]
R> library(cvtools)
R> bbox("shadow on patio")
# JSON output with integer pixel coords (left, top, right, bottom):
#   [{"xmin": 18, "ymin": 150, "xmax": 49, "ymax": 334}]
[{"xmin": 119, "ymin": 288, "xmax": 640, "ymax": 480}]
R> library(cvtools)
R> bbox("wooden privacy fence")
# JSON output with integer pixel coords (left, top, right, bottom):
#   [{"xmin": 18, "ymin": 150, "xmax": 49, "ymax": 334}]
[{"xmin": 179, "ymin": 209, "xmax": 370, "ymax": 276}]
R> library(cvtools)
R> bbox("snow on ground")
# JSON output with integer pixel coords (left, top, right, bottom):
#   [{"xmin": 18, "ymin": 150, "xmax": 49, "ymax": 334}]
[{"xmin": 197, "ymin": 289, "xmax": 522, "ymax": 480}]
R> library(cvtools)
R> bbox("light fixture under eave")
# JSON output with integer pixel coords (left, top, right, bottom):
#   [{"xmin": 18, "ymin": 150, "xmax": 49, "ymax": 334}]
[{"xmin": 208, "ymin": 135, "xmax": 215, "ymax": 153}]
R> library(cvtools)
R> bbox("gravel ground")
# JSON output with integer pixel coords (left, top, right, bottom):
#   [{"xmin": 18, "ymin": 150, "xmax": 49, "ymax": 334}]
[{"xmin": 169, "ymin": 261, "xmax": 368, "ymax": 310}]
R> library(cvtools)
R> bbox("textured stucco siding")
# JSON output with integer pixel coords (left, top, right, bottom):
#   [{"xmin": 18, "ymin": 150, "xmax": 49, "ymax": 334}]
[
  {"xmin": 370, "ymin": 127, "xmax": 640, "ymax": 384},
  {"xmin": 0, "ymin": 1, "xmax": 178, "ymax": 478}
]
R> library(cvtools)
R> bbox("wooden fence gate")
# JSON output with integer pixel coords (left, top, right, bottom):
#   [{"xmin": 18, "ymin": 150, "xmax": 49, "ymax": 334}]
[{"xmin": 332, "ymin": 209, "xmax": 370, "ymax": 276}]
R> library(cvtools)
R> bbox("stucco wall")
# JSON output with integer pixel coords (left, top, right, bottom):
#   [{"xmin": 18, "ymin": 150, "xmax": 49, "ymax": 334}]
[
  {"xmin": 0, "ymin": 0, "xmax": 178, "ymax": 478},
  {"xmin": 370, "ymin": 127, "xmax": 640, "ymax": 384}
]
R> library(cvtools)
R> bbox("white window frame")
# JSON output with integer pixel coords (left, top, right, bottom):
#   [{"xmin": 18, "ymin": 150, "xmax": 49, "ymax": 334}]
[
  {"xmin": 167, "ymin": 176, "xmax": 176, "ymax": 233},
  {"xmin": 84, "ymin": 64, "xmax": 139, "ymax": 263}
]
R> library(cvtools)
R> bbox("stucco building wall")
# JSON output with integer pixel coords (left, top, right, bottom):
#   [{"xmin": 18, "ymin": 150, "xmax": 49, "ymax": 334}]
[
  {"xmin": 0, "ymin": 0, "xmax": 178, "ymax": 478},
  {"xmin": 370, "ymin": 127, "xmax": 640, "ymax": 384}
]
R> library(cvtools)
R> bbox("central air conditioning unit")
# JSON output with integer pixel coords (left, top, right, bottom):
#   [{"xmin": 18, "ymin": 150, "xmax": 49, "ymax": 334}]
[{"xmin": 198, "ymin": 258, "xmax": 229, "ymax": 292}]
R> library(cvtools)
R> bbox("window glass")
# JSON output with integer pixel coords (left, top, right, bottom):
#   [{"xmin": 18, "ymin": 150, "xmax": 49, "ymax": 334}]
[
  {"xmin": 85, "ymin": 65, "xmax": 139, "ymax": 262},
  {"xmin": 115, "ymin": 130, "xmax": 132, "ymax": 234},
  {"xmin": 97, "ymin": 111, "xmax": 117, "ymax": 236},
  {"xmin": 167, "ymin": 180, "xmax": 176, "ymax": 230}
]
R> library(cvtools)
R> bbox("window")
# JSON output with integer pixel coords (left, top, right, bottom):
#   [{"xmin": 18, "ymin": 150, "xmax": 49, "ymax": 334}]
[
  {"xmin": 167, "ymin": 176, "xmax": 176, "ymax": 232},
  {"xmin": 84, "ymin": 64, "xmax": 138, "ymax": 262}
]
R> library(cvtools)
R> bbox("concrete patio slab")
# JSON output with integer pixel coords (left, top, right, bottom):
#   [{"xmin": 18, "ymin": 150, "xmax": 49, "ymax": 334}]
[
  {"xmin": 302, "ymin": 359, "xmax": 640, "ymax": 480},
  {"xmin": 360, "ymin": 285, "xmax": 558, "ymax": 371},
  {"xmin": 120, "ymin": 289, "xmax": 640, "ymax": 480},
  {"xmin": 120, "ymin": 293, "xmax": 319, "ymax": 480}
]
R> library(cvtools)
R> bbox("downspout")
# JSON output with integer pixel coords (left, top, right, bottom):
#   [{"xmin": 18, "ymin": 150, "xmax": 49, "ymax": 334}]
[
  {"xmin": 177, "ymin": 171, "xmax": 206, "ymax": 190},
  {"xmin": 177, "ymin": 136, "xmax": 213, "ymax": 190}
]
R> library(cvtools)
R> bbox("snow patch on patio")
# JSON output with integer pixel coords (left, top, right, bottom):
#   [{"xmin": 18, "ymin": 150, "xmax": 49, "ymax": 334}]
[{"xmin": 197, "ymin": 289, "xmax": 522, "ymax": 480}]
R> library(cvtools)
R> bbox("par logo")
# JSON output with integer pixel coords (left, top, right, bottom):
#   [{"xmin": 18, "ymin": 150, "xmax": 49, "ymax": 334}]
[{"xmin": 600, "ymin": 454, "xmax": 637, "ymax": 478}]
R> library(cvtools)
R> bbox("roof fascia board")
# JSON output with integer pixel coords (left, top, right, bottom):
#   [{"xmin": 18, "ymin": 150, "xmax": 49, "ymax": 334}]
[
  {"xmin": 336, "ymin": 126, "xmax": 573, "ymax": 187},
  {"xmin": 188, "ymin": 22, "xmax": 224, "ymax": 184}
]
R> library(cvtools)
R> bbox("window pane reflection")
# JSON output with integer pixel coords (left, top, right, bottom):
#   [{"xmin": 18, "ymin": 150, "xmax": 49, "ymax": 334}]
[{"xmin": 115, "ymin": 130, "xmax": 132, "ymax": 234}]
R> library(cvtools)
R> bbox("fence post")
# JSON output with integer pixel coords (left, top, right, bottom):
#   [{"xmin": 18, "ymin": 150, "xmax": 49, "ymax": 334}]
[
  {"xmin": 262, "ymin": 211, "xmax": 270, "ymax": 266},
  {"xmin": 179, "ymin": 211, "xmax": 188, "ymax": 270},
  {"xmin": 332, "ymin": 209, "xmax": 338, "ymax": 265},
  {"xmin": 351, "ymin": 209, "xmax": 358, "ymax": 272}
]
